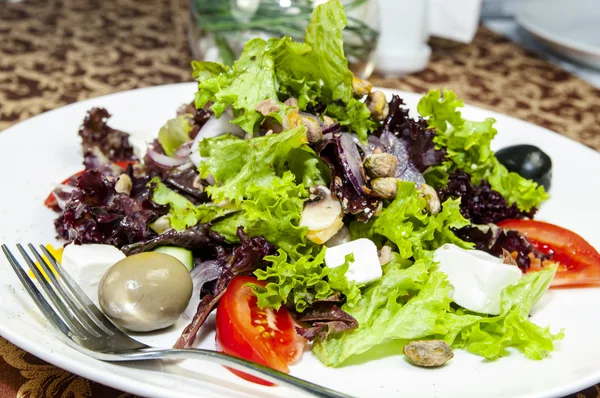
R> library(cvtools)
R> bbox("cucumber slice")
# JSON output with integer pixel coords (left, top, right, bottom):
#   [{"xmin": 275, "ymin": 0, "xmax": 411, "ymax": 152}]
[{"xmin": 152, "ymin": 246, "xmax": 194, "ymax": 271}]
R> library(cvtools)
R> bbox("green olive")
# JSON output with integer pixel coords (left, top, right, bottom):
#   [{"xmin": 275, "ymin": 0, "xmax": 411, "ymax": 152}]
[{"xmin": 98, "ymin": 252, "xmax": 193, "ymax": 332}]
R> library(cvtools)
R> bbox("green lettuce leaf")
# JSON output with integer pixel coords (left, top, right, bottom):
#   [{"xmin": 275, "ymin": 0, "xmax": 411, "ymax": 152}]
[
  {"xmin": 211, "ymin": 171, "xmax": 309, "ymax": 258},
  {"xmin": 191, "ymin": 0, "xmax": 374, "ymax": 139},
  {"xmin": 150, "ymin": 178, "xmax": 233, "ymax": 230},
  {"xmin": 198, "ymin": 126, "xmax": 308, "ymax": 204},
  {"xmin": 151, "ymin": 178, "xmax": 202, "ymax": 230},
  {"xmin": 288, "ymin": 146, "xmax": 331, "ymax": 187},
  {"xmin": 191, "ymin": 60, "xmax": 228, "ymax": 82},
  {"xmin": 252, "ymin": 248, "xmax": 361, "ymax": 313},
  {"xmin": 195, "ymin": 38, "xmax": 282, "ymax": 133},
  {"xmin": 417, "ymin": 89, "xmax": 548, "ymax": 211},
  {"xmin": 324, "ymin": 98, "xmax": 377, "ymax": 142},
  {"xmin": 275, "ymin": 68, "xmax": 322, "ymax": 110},
  {"xmin": 198, "ymin": 125, "xmax": 329, "ymax": 258},
  {"xmin": 313, "ymin": 258, "xmax": 449, "ymax": 366},
  {"xmin": 314, "ymin": 258, "xmax": 562, "ymax": 367},
  {"xmin": 158, "ymin": 116, "xmax": 193, "ymax": 157},
  {"xmin": 271, "ymin": 0, "xmax": 352, "ymax": 103},
  {"xmin": 440, "ymin": 265, "xmax": 562, "ymax": 360},
  {"xmin": 349, "ymin": 181, "xmax": 471, "ymax": 259},
  {"xmin": 327, "ymin": 253, "xmax": 362, "ymax": 309}
]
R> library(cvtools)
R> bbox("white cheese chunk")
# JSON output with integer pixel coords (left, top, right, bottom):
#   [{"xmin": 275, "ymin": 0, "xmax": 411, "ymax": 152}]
[
  {"xmin": 61, "ymin": 244, "xmax": 126, "ymax": 305},
  {"xmin": 324, "ymin": 238, "xmax": 382, "ymax": 284},
  {"xmin": 433, "ymin": 244, "xmax": 522, "ymax": 315}
]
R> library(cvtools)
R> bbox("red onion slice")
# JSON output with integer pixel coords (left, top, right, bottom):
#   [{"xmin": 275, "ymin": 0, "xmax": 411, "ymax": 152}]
[
  {"xmin": 322, "ymin": 122, "xmax": 341, "ymax": 134},
  {"xmin": 338, "ymin": 132, "xmax": 368, "ymax": 195},
  {"xmin": 190, "ymin": 112, "xmax": 246, "ymax": 167},
  {"xmin": 350, "ymin": 134, "xmax": 385, "ymax": 157},
  {"xmin": 146, "ymin": 147, "xmax": 188, "ymax": 168},
  {"xmin": 182, "ymin": 260, "xmax": 222, "ymax": 320},
  {"xmin": 174, "ymin": 141, "xmax": 192, "ymax": 158},
  {"xmin": 52, "ymin": 184, "xmax": 78, "ymax": 210}
]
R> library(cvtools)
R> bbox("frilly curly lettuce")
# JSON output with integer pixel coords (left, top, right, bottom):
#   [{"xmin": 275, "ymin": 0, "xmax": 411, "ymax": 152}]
[
  {"xmin": 196, "ymin": 123, "xmax": 331, "ymax": 257},
  {"xmin": 198, "ymin": 126, "xmax": 308, "ymax": 205},
  {"xmin": 314, "ymin": 258, "xmax": 562, "ymax": 367},
  {"xmin": 349, "ymin": 181, "xmax": 472, "ymax": 259},
  {"xmin": 191, "ymin": 0, "xmax": 374, "ymax": 140},
  {"xmin": 444, "ymin": 263, "xmax": 562, "ymax": 360},
  {"xmin": 252, "ymin": 249, "xmax": 361, "ymax": 313},
  {"xmin": 185, "ymin": 2, "xmax": 558, "ymax": 368},
  {"xmin": 211, "ymin": 171, "xmax": 310, "ymax": 258},
  {"xmin": 417, "ymin": 89, "xmax": 548, "ymax": 211}
]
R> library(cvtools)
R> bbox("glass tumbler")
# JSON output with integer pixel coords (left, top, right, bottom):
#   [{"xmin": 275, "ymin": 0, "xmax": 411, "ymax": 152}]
[{"xmin": 188, "ymin": 0, "xmax": 380, "ymax": 79}]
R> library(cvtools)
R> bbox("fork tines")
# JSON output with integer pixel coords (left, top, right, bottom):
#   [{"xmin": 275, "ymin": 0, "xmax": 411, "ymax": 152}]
[{"xmin": 1, "ymin": 244, "xmax": 115, "ymax": 341}]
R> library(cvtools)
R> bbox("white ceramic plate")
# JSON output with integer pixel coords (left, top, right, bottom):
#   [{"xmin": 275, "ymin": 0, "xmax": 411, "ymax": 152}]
[
  {"xmin": 1, "ymin": 83, "xmax": 599, "ymax": 398},
  {"xmin": 516, "ymin": 0, "xmax": 600, "ymax": 70}
]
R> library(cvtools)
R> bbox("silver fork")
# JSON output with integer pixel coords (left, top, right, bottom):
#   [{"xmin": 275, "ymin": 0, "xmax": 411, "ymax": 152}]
[{"xmin": 2, "ymin": 244, "xmax": 351, "ymax": 398}]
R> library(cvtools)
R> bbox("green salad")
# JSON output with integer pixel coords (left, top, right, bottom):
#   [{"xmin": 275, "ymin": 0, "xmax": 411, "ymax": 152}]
[{"xmin": 52, "ymin": 0, "xmax": 564, "ymax": 374}]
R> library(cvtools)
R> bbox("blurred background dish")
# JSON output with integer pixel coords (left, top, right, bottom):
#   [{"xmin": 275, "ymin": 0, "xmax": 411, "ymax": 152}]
[
  {"xmin": 482, "ymin": 0, "xmax": 600, "ymax": 87},
  {"xmin": 188, "ymin": 0, "xmax": 380, "ymax": 79},
  {"xmin": 515, "ymin": 0, "xmax": 600, "ymax": 70},
  {"xmin": 480, "ymin": 0, "xmax": 520, "ymax": 18}
]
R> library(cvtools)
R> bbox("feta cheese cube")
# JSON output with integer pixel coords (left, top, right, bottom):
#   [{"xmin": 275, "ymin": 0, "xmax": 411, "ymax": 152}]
[
  {"xmin": 433, "ymin": 244, "xmax": 522, "ymax": 315},
  {"xmin": 324, "ymin": 238, "xmax": 382, "ymax": 285},
  {"xmin": 61, "ymin": 244, "xmax": 126, "ymax": 305}
]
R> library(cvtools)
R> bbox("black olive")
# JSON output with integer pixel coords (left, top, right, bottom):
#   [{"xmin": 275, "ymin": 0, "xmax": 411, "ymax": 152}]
[{"xmin": 496, "ymin": 144, "xmax": 552, "ymax": 191}]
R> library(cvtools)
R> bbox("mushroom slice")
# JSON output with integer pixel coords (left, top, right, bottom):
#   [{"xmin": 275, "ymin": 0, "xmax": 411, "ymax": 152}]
[{"xmin": 301, "ymin": 186, "xmax": 344, "ymax": 245}]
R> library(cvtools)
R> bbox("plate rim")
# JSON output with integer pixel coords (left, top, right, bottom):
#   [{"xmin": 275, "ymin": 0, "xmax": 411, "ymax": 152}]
[
  {"xmin": 516, "ymin": 0, "xmax": 600, "ymax": 58},
  {"xmin": 1, "ymin": 82, "xmax": 599, "ymax": 398}
]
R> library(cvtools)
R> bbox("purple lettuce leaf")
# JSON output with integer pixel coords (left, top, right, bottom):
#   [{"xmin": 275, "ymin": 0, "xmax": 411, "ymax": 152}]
[
  {"xmin": 379, "ymin": 132, "xmax": 425, "ymax": 185},
  {"xmin": 174, "ymin": 228, "xmax": 277, "ymax": 348},
  {"xmin": 54, "ymin": 170, "xmax": 168, "ymax": 247},
  {"xmin": 79, "ymin": 108, "xmax": 137, "ymax": 163},
  {"xmin": 316, "ymin": 133, "xmax": 381, "ymax": 221},
  {"xmin": 163, "ymin": 167, "xmax": 207, "ymax": 204},
  {"xmin": 142, "ymin": 139, "xmax": 206, "ymax": 203},
  {"xmin": 121, "ymin": 223, "xmax": 224, "ymax": 255},
  {"xmin": 455, "ymin": 225, "xmax": 552, "ymax": 271},
  {"xmin": 440, "ymin": 170, "xmax": 536, "ymax": 224},
  {"xmin": 379, "ymin": 95, "xmax": 446, "ymax": 172},
  {"xmin": 295, "ymin": 302, "xmax": 358, "ymax": 342}
]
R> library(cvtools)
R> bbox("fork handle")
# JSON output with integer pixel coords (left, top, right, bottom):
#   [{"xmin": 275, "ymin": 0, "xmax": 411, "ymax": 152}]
[{"xmin": 102, "ymin": 348, "xmax": 351, "ymax": 398}]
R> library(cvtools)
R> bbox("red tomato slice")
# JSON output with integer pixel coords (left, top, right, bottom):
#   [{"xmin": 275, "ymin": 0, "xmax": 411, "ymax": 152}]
[
  {"xmin": 44, "ymin": 161, "xmax": 137, "ymax": 208},
  {"xmin": 498, "ymin": 219, "xmax": 600, "ymax": 287},
  {"xmin": 215, "ymin": 276, "xmax": 306, "ymax": 386}
]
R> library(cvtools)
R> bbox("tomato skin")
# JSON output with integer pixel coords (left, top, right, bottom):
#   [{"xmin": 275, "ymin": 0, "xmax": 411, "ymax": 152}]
[
  {"xmin": 215, "ymin": 334, "xmax": 274, "ymax": 386},
  {"xmin": 215, "ymin": 276, "xmax": 305, "ymax": 385},
  {"xmin": 44, "ymin": 161, "xmax": 137, "ymax": 208},
  {"xmin": 43, "ymin": 170, "xmax": 85, "ymax": 209},
  {"xmin": 498, "ymin": 219, "xmax": 600, "ymax": 287}
]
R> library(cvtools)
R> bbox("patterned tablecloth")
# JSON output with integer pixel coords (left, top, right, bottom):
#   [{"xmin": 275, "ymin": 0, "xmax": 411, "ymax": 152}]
[{"xmin": 1, "ymin": 0, "xmax": 599, "ymax": 397}]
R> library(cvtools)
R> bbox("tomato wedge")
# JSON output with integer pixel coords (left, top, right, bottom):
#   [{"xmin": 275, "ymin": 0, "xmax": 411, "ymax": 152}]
[
  {"xmin": 44, "ymin": 160, "xmax": 137, "ymax": 209},
  {"xmin": 498, "ymin": 219, "xmax": 600, "ymax": 287},
  {"xmin": 215, "ymin": 276, "xmax": 306, "ymax": 386}
]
